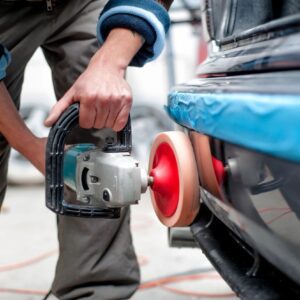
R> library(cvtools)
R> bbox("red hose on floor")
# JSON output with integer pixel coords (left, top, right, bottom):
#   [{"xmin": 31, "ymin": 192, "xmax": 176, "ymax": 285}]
[
  {"xmin": 140, "ymin": 272, "xmax": 235, "ymax": 298},
  {"xmin": 0, "ymin": 251, "xmax": 235, "ymax": 298},
  {"xmin": 0, "ymin": 249, "xmax": 57, "ymax": 272},
  {"xmin": 161, "ymin": 285, "xmax": 235, "ymax": 298},
  {"xmin": 0, "ymin": 288, "xmax": 47, "ymax": 296}
]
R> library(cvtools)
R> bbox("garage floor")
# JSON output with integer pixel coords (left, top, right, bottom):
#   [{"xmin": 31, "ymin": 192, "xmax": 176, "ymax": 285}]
[{"xmin": 0, "ymin": 185, "xmax": 237, "ymax": 300}]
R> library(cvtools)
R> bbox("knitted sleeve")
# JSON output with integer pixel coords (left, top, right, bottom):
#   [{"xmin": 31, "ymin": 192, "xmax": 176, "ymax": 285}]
[{"xmin": 97, "ymin": 0, "xmax": 171, "ymax": 67}]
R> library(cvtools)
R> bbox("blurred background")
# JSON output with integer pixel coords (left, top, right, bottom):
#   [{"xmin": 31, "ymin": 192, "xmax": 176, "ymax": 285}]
[{"xmin": 0, "ymin": 1, "xmax": 236, "ymax": 299}]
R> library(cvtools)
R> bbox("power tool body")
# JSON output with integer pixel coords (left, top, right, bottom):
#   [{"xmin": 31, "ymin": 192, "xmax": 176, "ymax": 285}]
[{"xmin": 46, "ymin": 103, "xmax": 200, "ymax": 227}]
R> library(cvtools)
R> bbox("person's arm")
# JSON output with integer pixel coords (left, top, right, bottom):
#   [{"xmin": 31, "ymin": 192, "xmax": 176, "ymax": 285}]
[
  {"xmin": 0, "ymin": 82, "xmax": 46, "ymax": 174},
  {"xmin": 45, "ymin": 28, "xmax": 143, "ymax": 131},
  {"xmin": 45, "ymin": 0, "xmax": 174, "ymax": 131}
]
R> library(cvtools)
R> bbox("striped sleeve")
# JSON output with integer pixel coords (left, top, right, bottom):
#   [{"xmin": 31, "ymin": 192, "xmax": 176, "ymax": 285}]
[{"xmin": 97, "ymin": 0, "xmax": 171, "ymax": 67}]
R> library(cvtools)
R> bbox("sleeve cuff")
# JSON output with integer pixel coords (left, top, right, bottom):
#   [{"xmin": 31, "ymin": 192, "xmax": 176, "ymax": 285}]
[
  {"xmin": 99, "ymin": 14, "xmax": 156, "ymax": 66},
  {"xmin": 97, "ymin": 0, "xmax": 170, "ymax": 67}
]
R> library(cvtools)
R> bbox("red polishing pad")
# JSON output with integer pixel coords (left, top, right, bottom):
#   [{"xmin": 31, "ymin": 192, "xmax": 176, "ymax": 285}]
[
  {"xmin": 149, "ymin": 132, "xmax": 200, "ymax": 227},
  {"xmin": 190, "ymin": 132, "xmax": 225, "ymax": 200},
  {"xmin": 150, "ymin": 142, "xmax": 179, "ymax": 217}
]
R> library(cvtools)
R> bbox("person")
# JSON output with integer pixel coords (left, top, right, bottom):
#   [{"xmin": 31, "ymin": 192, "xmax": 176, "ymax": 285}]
[{"xmin": 0, "ymin": 0, "xmax": 173, "ymax": 299}]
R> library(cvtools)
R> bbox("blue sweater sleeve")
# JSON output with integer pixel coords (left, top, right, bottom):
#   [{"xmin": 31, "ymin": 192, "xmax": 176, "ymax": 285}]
[
  {"xmin": 0, "ymin": 44, "xmax": 11, "ymax": 81},
  {"xmin": 97, "ymin": 0, "xmax": 171, "ymax": 67}
]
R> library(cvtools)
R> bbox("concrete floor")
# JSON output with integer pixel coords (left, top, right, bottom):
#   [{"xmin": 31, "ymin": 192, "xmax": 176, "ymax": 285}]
[{"xmin": 0, "ymin": 185, "xmax": 237, "ymax": 300}]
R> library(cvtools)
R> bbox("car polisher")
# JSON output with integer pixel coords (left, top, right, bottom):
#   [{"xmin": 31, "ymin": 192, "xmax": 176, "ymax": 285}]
[{"xmin": 45, "ymin": 104, "xmax": 200, "ymax": 227}]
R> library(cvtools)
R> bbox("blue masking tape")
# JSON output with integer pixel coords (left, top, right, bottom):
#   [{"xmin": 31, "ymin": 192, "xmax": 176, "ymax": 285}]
[{"xmin": 167, "ymin": 91, "xmax": 300, "ymax": 163}]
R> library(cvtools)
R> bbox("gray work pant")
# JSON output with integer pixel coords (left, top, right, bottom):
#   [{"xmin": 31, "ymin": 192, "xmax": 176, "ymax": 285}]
[{"xmin": 0, "ymin": 1, "xmax": 140, "ymax": 299}]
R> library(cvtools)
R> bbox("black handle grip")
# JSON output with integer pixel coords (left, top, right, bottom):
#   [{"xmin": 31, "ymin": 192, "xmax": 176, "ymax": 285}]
[{"xmin": 45, "ymin": 103, "xmax": 132, "ymax": 218}]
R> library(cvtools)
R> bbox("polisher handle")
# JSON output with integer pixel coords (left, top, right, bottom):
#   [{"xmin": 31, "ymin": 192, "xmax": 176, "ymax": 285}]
[{"xmin": 45, "ymin": 103, "xmax": 132, "ymax": 218}]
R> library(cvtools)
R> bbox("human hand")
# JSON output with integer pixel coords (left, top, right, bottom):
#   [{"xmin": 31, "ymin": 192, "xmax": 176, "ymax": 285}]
[
  {"xmin": 44, "ymin": 28, "xmax": 144, "ymax": 132},
  {"xmin": 44, "ymin": 60, "xmax": 132, "ymax": 132}
]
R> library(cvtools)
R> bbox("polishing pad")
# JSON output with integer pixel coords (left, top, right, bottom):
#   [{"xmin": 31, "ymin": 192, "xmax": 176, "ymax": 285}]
[
  {"xmin": 190, "ymin": 132, "xmax": 224, "ymax": 199},
  {"xmin": 149, "ymin": 131, "xmax": 200, "ymax": 227}
]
